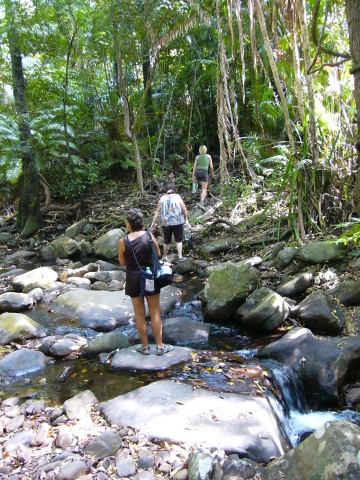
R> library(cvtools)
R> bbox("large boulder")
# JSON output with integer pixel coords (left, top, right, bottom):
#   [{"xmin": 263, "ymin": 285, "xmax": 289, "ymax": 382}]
[
  {"xmin": 11, "ymin": 267, "xmax": 59, "ymax": 292},
  {"xmin": 93, "ymin": 229, "xmax": 125, "ymax": 260},
  {"xmin": 0, "ymin": 312, "xmax": 46, "ymax": 345},
  {"xmin": 234, "ymin": 287, "xmax": 291, "ymax": 332},
  {"xmin": 264, "ymin": 421, "xmax": 360, "ymax": 480},
  {"xmin": 41, "ymin": 235, "xmax": 82, "ymax": 260},
  {"xmin": 81, "ymin": 331, "xmax": 130, "ymax": 357},
  {"xmin": 298, "ymin": 241, "xmax": 345, "ymax": 264},
  {"xmin": 99, "ymin": 379, "xmax": 288, "ymax": 463},
  {"xmin": 257, "ymin": 327, "xmax": 360, "ymax": 409},
  {"xmin": 298, "ymin": 290, "xmax": 346, "ymax": 334},
  {"xmin": 330, "ymin": 279, "xmax": 360, "ymax": 306},
  {"xmin": 51, "ymin": 285, "xmax": 181, "ymax": 331},
  {"xmin": 202, "ymin": 262, "xmax": 260, "ymax": 321}
]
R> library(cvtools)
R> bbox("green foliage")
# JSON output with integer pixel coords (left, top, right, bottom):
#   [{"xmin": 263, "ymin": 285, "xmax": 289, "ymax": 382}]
[{"xmin": 335, "ymin": 219, "xmax": 360, "ymax": 249}]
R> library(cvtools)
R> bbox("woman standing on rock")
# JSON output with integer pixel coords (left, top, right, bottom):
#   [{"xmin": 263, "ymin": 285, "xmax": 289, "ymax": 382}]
[{"xmin": 118, "ymin": 208, "xmax": 173, "ymax": 356}]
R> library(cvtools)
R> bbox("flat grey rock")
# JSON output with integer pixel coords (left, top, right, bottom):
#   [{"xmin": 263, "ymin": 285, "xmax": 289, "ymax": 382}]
[
  {"xmin": 109, "ymin": 345, "xmax": 193, "ymax": 371},
  {"xmin": 99, "ymin": 380, "xmax": 288, "ymax": 463}
]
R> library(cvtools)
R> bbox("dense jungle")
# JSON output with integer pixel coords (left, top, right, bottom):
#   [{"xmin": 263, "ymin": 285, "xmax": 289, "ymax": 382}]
[{"xmin": 1, "ymin": 1, "xmax": 360, "ymax": 479}]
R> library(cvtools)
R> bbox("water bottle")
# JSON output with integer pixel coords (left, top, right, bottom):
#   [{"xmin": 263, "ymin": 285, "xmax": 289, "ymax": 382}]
[
  {"xmin": 192, "ymin": 181, "xmax": 197, "ymax": 194},
  {"xmin": 145, "ymin": 267, "xmax": 155, "ymax": 291}
]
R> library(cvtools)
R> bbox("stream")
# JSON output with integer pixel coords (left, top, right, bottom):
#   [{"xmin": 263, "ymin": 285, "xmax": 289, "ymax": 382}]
[{"xmin": 2, "ymin": 270, "xmax": 360, "ymax": 449}]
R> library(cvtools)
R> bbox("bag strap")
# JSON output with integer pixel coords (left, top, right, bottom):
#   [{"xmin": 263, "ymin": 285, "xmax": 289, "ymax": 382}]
[
  {"xmin": 124, "ymin": 235, "xmax": 141, "ymax": 270},
  {"xmin": 146, "ymin": 230, "xmax": 161, "ymax": 270}
]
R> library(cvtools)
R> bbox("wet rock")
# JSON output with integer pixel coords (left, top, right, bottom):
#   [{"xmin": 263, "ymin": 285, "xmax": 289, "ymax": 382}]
[
  {"xmin": 0, "ymin": 292, "xmax": 35, "ymax": 313},
  {"xmin": 12, "ymin": 266, "xmax": 59, "ymax": 292},
  {"xmin": 84, "ymin": 270, "xmax": 126, "ymax": 283},
  {"xmin": 0, "ymin": 312, "xmax": 46, "ymax": 345},
  {"xmin": 263, "ymin": 421, "xmax": 360, "ymax": 480},
  {"xmin": 346, "ymin": 388, "xmax": 360, "ymax": 406},
  {"xmin": 48, "ymin": 334, "xmax": 88, "ymax": 359},
  {"xmin": 0, "ymin": 349, "xmax": 49, "ymax": 379},
  {"xmin": 257, "ymin": 327, "xmax": 360, "ymax": 408},
  {"xmin": 52, "ymin": 286, "xmax": 181, "ymax": 331},
  {"xmin": 298, "ymin": 290, "xmax": 346, "ymax": 334},
  {"xmin": 93, "ymin": 228, "xmax": 125, "ymax": 260},
  {"xmin": 81, "ymin": 331, "xmax": 130, "ymax": 357},
  {"xmin": 234, "ymin": 287, "xmax": 291, "ymax": 332},
  {"xmin": 202, "ymin": 262, "xmax": 260, "ymax": 321},
  {"xmin": 146, "ymin": 316, "xmax": 210, "ymax": 344},
  {"xmin": 173, "ymin": 257, "xmax": 196, "ymax": 274},
  {"xmin": 109, "ymin": 345, "xmax": 193, "ymax": 372},
  {"xmin": 298, "ymin": 240, "xmax": 345, "ymax": 264}
]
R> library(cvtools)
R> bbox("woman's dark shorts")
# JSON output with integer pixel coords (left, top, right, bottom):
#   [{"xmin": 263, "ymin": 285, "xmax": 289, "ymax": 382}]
[
  {"xmin": 162, "ymin": 223, "xmax": 184, "ymax": 244},
  {"xmin": 195, "ymin": 169, "xmax": 209, "ymax": 182},
  {"xmin": 125, "ymin": 271, "xmax": 160, "ymax": 298}
]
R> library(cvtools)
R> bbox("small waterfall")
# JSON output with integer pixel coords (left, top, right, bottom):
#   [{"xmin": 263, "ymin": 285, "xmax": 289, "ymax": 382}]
[{"xmin": 264, "ymin": 358, "xmax": 308, "ymax": 414}]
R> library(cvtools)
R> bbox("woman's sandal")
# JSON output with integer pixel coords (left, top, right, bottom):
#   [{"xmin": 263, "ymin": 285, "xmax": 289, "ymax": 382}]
[
  {"xmin": 136, "ymin": 344, "xmax": 151, "ymax": 355},
  {"xmin": 156, "ymin": 344, "xmax": 174, "ymax": 356}
]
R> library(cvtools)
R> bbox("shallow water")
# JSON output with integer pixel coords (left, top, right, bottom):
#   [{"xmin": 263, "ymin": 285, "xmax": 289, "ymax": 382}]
[{"xmin": 1, "ymin": 272, "xmax": 360, "ymax": 444}]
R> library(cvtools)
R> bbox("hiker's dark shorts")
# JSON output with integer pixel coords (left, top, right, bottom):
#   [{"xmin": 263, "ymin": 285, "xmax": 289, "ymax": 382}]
[
  {"xmin": 195, "ymin": 169, "xmax": 209, "ymax": 182},
  {"xmin": 162, "ymin": 224, "xmax": 184, "ymax": 244}
]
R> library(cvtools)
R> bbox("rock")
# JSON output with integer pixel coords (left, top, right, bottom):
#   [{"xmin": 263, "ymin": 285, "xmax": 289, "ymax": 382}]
[
  {"xmin": 63, "ymin": 390, "xmax": 98, "ymax": 421},
  {"xmin": 146, "ymin": 317, "xmax": 210, "ymax": 344},
  {"xmin": 116, "ymin": 455, "xmax": 137, "ymax": 477},
  {"xmin": 93, "ymin": 228, "xmax": 125, "ymax": 260},
  {"xmin": 99, "ymin": 379, "xmax": 288, "ymax": 463},
  {"xmin": 56, "ymin": 460, "xmax": 90, "ymax": 480},
  {"xmin": 329, "ymin": 279, "xmax": 360, "ymax": 306},
  {"xmin": 81, "ymin": 331, "xmax": 130, "ymax": 357},
  {"xmin": 0, "ymin": 349, "xmax": 49, "ymax": 379},
  {"xmin": 52, "ymin": 286, "xmax": 181, "ymax": 331},
  {"xmin": 84, "ymin": 270, "xmax": 126, "ymax": 283},
  {"xmin": 12, "ymin": 266, "xmax": 59, "ymax": 292},
  {"xmin": 173, "ymin": 257, "xmax": 196, "ymax": 274},
  {"xmin": 84, "ymin": 430, "xmax": 122, "ymax": 459},
  {"xmin": 257, "ymin": 327, "xmax": 360, "ymax": 409},
  {"xmin": 263, "ymin": 421, "xmax": 360, "ymax": 480},
  {"xmin": 202, "ymin": 262, "xmax": 260, "ymax": 321},
  {"xmin": 298, "ymin": 240, "xmax": 345, "ymax": 264},
  {"xmin": 234, "ymin": 287, "xmax": 291, "ymax": 332},
  {"xmin": 298, "ymin": 290, "xmax": 346, "ymax": 334},
  {"xmin": 276, "ymin": 271, "xmax": 315, "ymax": 297},
  {"xmin": 109, "ymin": 345, "xmax": 193, "ymax": 371},
  {"xmin": 0, "ymin": 313, "xmax": 46, "ymax": 345},
  {"xmin": 346, "ymin": 388, "xmax": 360, "ymax": 406},
  {"xmin": 42, "ymin": 235, "xmax": 82, "ymax": 260},
  {"xmin": 0, "ymin": 292, "xmax": 35, "ymax": 313},
  {"xmin": 199, "ymin": 237, "xmax": 240, "ymax": 256},
  {"xmin": 187, "ymin": 448, "xmax": 224, "ymax": 480},
  {"xmin": 65, "ymin": 219, "xmax": 89, "ymax": 238},
  {"xmin": 273, "ymin": 247, "xmax": 299, "ymax": 270},
  {"xmin": 4, "ymin": 250, "xmax": 36, "ymax": 263}
]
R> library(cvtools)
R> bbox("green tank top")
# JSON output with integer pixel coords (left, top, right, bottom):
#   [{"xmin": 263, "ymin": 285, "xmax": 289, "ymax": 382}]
[{"xmin": 196, "ymin": 154, "xmax": 210, "ymax": 170}]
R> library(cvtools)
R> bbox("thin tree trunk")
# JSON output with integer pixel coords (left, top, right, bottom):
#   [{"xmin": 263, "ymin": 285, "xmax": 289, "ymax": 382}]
[
  {"xmin": 4, "ymin": 0, "xmax": 41, "ymax": 237},
  {"xmin": 295, "ymin": 0, "xmax": 319, "ymax": 164},
  {"xmin": 346, "ymin": 0, "xmax": 360, "ymax": 214}
]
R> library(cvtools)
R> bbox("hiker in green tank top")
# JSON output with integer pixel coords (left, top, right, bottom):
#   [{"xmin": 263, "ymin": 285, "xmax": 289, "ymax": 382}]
[{"xmin": 192, "ymin": 145, "xmax": 214, "ymax": 209}]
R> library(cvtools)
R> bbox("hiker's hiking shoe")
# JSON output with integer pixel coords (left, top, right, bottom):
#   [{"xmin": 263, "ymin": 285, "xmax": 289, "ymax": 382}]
[
  {"xmin": 135, "ymin": 344, "xmax": 151, "ymax": 355},
  {"xmin": 156, "ymin": 344, "xmax": 174, "ymax": 356},
  {"xmin": 197, "ymin": 202, "xmax": 206, "ymax": 211}
]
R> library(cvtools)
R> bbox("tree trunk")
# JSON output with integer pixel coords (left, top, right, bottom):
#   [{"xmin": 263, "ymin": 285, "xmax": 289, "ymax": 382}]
[
  {"xmin": 346, "ymin": 0, "xmax": 360, "ymax": 214},
  {"xmin": 4, "ymin": 0, "xmax": 41, "ymax": 237}
]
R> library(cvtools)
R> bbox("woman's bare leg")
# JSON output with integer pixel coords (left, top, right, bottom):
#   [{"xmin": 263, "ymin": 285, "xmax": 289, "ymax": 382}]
[
  {"xmin": 200, "ymin": 181, "xmax": 208, "ymax": 203},
  {"xmin": 131, "ymin": 297, "xmax": 148, "ymax": 346},
  {"xmin": 146, "ymin": 294, "xmax": 163, "ymax": 347}
]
